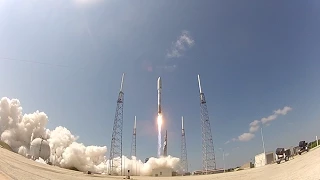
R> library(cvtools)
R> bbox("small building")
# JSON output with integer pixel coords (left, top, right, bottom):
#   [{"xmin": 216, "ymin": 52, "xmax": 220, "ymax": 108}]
[
  {"xmin": 265, "ymin": 152, "xmax": 274, "ymax": 164},
  {"xmin": 241, "ymin": 162, "xmax": 254, "ymax": 169},
  {"xmin": 255, "ymin": 153, "xmax": 266, "ymax": 168},
  {"xmin": 255, "ymin": 152, "xmax": 275, "ymax": 168},
  {"xmin": 152, "ymin": 167, "xmax": 173, "ymax": 177}
]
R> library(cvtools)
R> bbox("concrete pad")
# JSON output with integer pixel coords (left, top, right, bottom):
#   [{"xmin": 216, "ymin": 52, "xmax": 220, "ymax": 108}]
[{"xmin": 0, "ymin": 147, "xmax": 320, "ymax": 180}]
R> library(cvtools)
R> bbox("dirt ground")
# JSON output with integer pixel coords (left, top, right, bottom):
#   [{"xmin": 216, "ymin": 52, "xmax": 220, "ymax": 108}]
[{"xmin": 0, "ymin": 146, "xmax": 319, "ymax": 180}]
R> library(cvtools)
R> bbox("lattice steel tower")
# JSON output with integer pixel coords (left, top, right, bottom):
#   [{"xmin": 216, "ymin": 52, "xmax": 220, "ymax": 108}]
[
  {"xmin": 130, "ymin": 116, "xmax": 137, "ymax": 175},
  {"xmin": 197, "ymin": 74, "xmax": 216, "ymax": 173},
  {"xmin": 130, "ymin": 116, "xmax": 137, "ymax": 158},
  {"xmin": 181, "ymin": 116, "xmax": 188, "ymax": 174},
  {"xmin": 109, "ymin": 73, "xmax": 125, "ymax": 175}
]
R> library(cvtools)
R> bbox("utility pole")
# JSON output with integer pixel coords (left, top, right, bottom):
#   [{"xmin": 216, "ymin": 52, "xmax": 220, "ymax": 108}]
[
  {"xmin": 109, "ymin": 73, "xmax": 125, "ymax": 175},
  {"xmin": 219, "ymin": 148, "xmax": 225, "ymax": 173}
]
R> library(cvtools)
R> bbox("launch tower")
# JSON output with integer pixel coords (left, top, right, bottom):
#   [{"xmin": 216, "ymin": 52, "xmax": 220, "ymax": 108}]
[
  {"xmin": 130, "ymin": 116, "xmax": 137, "ymax": 158},
  {"xmin": 197, "ymin": 75, "xmax": 216, "ymax": 173},
  {"xmin": 181, "ymin": 116, "xmax": 188, "ymax": 174},
  {"xmin": 109, "ymin": 73, "xmax": 125, "ymax": 175}
]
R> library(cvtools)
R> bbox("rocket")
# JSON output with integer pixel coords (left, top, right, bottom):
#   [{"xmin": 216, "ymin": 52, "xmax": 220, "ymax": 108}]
[{"xmin": 157, "ymin": 77, "xmax": 162, "ymax": 114}]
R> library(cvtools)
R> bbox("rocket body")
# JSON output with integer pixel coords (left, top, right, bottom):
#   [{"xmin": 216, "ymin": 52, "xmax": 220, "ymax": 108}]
[{"xmin": 157, "ymin": 77, "xmax": 162, "ymax": 114}]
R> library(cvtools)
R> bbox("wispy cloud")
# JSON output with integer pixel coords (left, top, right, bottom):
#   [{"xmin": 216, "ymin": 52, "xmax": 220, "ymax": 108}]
[
  {"xmin": 274, "ymin": 106, "xmax": 292, "ymax": 115},
  {"xmin": 261, "ymin": 106, "xmax": 292, "ymax": 124},
  {"xmin": 231, "ymin": 106, "xmax": 292, "ymax": 142},
  {"xmin": 249, "ymin": 120, "xmax": 260, "ymax": 133},
  {"xmin": 166, "ymin": 30, "xmax": 194, "ymax": 58},
  {"xmin": 238, "ymin": 133, "xmax": 255, "ymax": 142},
  {"xmin": 225, "ymin": 153, "xmax": 230, "ymax": 157},
  {"xmin": 249, "ymin": 125, "xmax": 260, "ymax": 133}
]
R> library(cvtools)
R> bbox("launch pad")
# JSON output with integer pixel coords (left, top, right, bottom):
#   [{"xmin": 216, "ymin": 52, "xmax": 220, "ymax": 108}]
[{"xmin": 106, "ymin": 74, "xmax": 216, "ymax": 176}]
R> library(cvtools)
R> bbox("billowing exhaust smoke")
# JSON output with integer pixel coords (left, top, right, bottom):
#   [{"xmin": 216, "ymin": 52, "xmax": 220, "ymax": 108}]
[{"xmin": 0, "ymin": 97, "xmax": 180, "ymax": 175}]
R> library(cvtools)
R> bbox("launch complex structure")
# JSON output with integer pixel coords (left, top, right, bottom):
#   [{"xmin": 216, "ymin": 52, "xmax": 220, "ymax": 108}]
[{"xmin": 108, "ymin": 73, "xmax": 216, "ymax": 175}]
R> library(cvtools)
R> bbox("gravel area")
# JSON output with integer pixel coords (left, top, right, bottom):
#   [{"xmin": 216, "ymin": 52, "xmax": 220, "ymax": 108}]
[{"xmin": 1, "ymin": 147, "xmax": 319, "ymax": 180}]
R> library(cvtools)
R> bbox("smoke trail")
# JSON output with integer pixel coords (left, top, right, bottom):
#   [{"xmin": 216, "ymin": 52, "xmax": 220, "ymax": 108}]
[
  {"xmin": 0, "ymin": 97, "xmax": 180, "ymax": 175},
  {"xmin": 157, "ymin": 114, "xmax": 162, "ymax": 157}
]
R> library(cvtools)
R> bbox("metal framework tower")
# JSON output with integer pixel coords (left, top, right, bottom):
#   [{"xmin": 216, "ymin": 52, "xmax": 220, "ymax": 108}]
[
  {"xmin": 197, "ymin": 74, "xmax": 216, "ymax": 173},
  {"xmin": 130, "ymin": 116, "xmax": 137, "ymax": 175},
  {"xmin": 109, "ymin": 73, "xmax": 125, "ymax": 175},
  {"xmin": 130, "ymin": 116, "xmax": 137, "ymax": 158},
  {"xmin": 181, "ymin": 116, "xmax": 188, "ymax": 174}
]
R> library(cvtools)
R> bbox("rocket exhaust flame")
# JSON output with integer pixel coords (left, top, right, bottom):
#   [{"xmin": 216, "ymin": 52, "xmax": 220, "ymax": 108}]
[
  {"xmin": 157, "ymin": 77, "xmax": 163, "ymax": 157},
  {"xmin": 157, "ymin": 114, "xmax": 162, "ymax": 157}
]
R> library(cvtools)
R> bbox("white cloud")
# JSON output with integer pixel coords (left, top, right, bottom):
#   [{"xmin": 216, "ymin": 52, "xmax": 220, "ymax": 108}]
[
  {"xmin": 225, "ymin": 153, "xmax": 230, "ymax": 157},
  {"xmin": 224, "ymin": 140, "xmax": 230, "ymax": 145},
  {"xmin": 249, "ymin": 120, "xmax": 260, "ymax": 133},
  {"xmin": 249, "ymin": 120, "xmax": 260, "ymax": 127},
  {"xmin": 233, "ymin": 106, "xmax": 293, "ymax": 143},
  {"xmin": 274, "ymin": 106, "xmax": 292, "ymax": 115},
  {"xmin": 261, "ymin": 106, "xmax": 292, "ymax": 124},
  {"xmin": 260, "ymin": 114, "xmax": 277, "ymax": 124},
  {"xmin": 249, "ymin": 125, "xmax": 260, "ymax": 133},
  {"xmin": 238, "ymin": 133, "xmax": 255, "ymax": 142},
  {"xmin": 166, "ymin": 30, "xmax": 194, "ymax": 58}
]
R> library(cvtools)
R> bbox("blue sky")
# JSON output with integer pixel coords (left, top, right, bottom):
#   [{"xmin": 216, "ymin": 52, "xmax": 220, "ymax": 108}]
[{"xmin": 1, "ymin": 0, "xmax": 320, "ymax": 170}]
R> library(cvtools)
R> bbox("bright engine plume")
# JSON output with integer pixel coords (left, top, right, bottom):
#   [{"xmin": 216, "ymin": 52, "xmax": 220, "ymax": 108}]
[
  {"xmin": 157, "ymin": 77, "xmax": 163, "ymax": 157},
  {"xmin": 157, "ymin": 114, "xmax": 162, "ymax": 157}
]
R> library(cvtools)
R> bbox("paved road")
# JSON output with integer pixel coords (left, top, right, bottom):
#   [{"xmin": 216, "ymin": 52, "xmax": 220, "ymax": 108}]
[{"xmin": 0, "ymin": 146, "xmax": 319, "ymax": 180}]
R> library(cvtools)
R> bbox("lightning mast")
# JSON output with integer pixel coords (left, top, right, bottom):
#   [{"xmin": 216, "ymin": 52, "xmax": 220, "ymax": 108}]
[
  {"xmin": 130, "ymin": 116, "xmax": 137, "ymax": 175},
  {"xmin": 197, "ymin": 74, "xmax": 216, "ymax": 173},
  {"xmin": 181, "ymin": 116, "xmax": 188, "ymax": 174},
  {"xmin": 130, "ymin": 116, "xmax": 137, "ymax": 158},
  {"xmin": 109, "ymin": 73, "xmax": 125, "ymax": 175}
]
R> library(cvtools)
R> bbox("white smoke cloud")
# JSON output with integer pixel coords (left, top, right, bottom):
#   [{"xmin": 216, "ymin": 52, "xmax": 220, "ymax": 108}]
[
  {"xmin": 0, "ymin": 97, "xmax": 180, "ymax": 175},
  {"xmin": 36, "ymin": 157, "xmax": 47, "ymax": 164}
]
